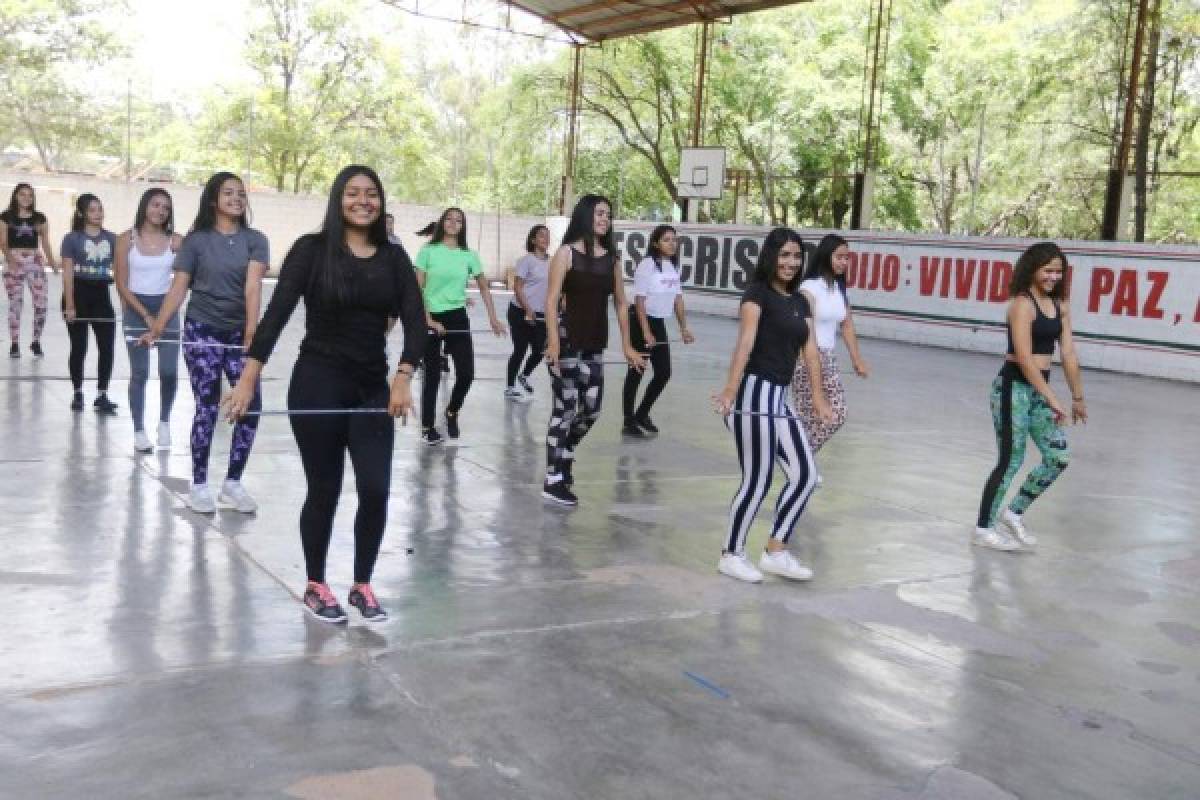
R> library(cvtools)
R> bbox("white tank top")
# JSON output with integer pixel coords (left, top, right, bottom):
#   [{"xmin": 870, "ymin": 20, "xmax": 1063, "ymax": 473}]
[{"xmin": 128, "ymin": 231, "xmax": 175, "ymax": 295}]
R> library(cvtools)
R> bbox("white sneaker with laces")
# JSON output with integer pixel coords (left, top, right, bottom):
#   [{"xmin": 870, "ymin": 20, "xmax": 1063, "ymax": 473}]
[
  {"xmin": 998, "ymin": 509, "xmax": 1037, "ymax": 549},
  {"xmin": 157, "ymin": 421, "xmax": 171, "ymax": 448},
  {"xmin": 219, "ymin": 480, "xmax": 258, "ymax": 513},
  {"xmin": 188, "ymin": 483, "xmax": 217, "ymax": 514},
  {"xmin": 718, "ymin": 552, "xmax": 764, "ymax": 583},
  {"xmin": 759, "ymin": 549, "xmax": 814, "ymax": 581},
  {"xmin": 972, "ymin": 526, "xmax": 1020, "ymax": 552},
  {"xmin": 134, "ymin": 430, "xmax": 153, "ymax": 453}
]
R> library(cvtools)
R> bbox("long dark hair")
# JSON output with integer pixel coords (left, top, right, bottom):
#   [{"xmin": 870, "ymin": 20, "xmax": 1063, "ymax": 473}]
[
  {"xmin": 525, "ymin": 224, "xmax": 548, "ymax": 254},
  {"xmin": 71, "ymin": 193, "xmax": 101, "ymax": 232},
  {"xmin": 416, "ymin": 207, "xmax": 469, "ymax": 250},
  {"xmin": 561, "ymin": 194, "xmax": 615, "ymax": 257},
  {"xmin": 805, "ymin": 233, "xmax": 848, "ymax": 295},
  {"xmin": 753, "ymin": 227, "xmax": 805, "ymax": 293},
  {"xmin": 191, "ymin": 171, "xmax": 248, "ymax": 233},
  {"xmin": 134, "ymin": 188, "xmax": 174, "ymax": 234},
  {"xmin": 6, "ymin": 183, "xmax": 35, "ymax": 216},
  {"xmin": 310, "ymin": 165, "xmax": 390, "ymax": 305},
  {"xmin": 647, "ymin": 224, "xmax": 678, "ymax": 271},
  {"xmin": 1010, "ymin": 241, "xmax": 1068, "ymax": 301}
]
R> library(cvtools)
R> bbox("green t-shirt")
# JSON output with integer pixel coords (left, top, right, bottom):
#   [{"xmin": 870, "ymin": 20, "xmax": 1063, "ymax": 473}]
[{"xmin": 415, "ymin": 242, "xmax": 483, "ymax": 313}]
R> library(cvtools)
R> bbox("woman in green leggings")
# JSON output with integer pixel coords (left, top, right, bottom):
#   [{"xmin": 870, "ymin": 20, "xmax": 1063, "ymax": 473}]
[{"xmin": 975, "ymin": 242, "xmax": 1087, "ymax": 552}]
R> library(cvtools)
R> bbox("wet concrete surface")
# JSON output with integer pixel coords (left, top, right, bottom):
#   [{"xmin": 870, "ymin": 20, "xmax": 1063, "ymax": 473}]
[{"xmin": 2, "ymin": 279, "xmax": 1198, "ymax": 798}]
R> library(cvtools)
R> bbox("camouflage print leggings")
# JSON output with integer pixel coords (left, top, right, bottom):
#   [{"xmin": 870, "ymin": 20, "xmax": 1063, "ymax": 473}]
[{"xmin": 977, "ymin": 365, "xmax": 1071, "ymax": 528}]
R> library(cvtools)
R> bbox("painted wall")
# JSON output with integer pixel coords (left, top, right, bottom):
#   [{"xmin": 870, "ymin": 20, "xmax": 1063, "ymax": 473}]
[{"xmin": 613, "ymin": 223, "xmax": 1200, "ymax": 383}]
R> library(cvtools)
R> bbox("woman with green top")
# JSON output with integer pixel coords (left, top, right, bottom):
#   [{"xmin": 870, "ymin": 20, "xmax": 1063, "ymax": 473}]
[{"xmin": 414, "ymin": 207, "xmax": 506, "ymax": 445}]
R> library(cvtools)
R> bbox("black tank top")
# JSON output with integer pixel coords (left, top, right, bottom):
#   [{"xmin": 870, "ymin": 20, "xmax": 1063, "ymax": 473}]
[
  {"xmin": 1006, "ymin": 292, "xmax": 1061, "ymax": 356},
  {"xmin": 561, "ymin": 247, "xmax": 615, "ymax": 351}
]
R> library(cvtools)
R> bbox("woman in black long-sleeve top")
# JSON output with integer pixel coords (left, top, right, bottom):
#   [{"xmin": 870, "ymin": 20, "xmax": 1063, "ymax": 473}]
[{"xmin": 225, "ymin": 166, "xmax": 427, "ymax": 624}]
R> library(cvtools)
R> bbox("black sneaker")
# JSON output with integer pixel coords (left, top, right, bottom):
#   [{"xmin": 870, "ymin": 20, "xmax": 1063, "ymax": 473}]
[
  {"xmin": 445, "ymin": 411, "xmax": 460, "ymax": 439},
  {"xmin": 635, "ymin": 416, "xmax": 659, "ymax": 434},
  {"xmin": 347, "ymin": 585, "xmax": 388, "ymax": 622},
  {"xmin": 303, "ymin": 583, "xmax": 347, "ymax": 624},
  {"xmin": 70, "ymin": 391, "xmax": 84, "ymax": 411},
  {"xmin": 93, "ymin": 395, "xmax": 118, "ymax": 415},
  {"xmin": 421, "ymin": 427, "xmax": 444, "ymax": 446},
  {"xmin": 622, "ymin": 419, "xmax": 646, "ymax": 437},
  {"xmin": 542, "ymin": 480, "xmax": 578, "ymax": 506},
  {"xmin": 29, "ymin": 341, "xmax": 43, "ymax": 359},
  {"xmin": 517, "ymin": 374, "xmax": 534, "ymax": 394},
  {"xmin": 8, "ymin": 343, "xmax": 18, "ymax": 359}
]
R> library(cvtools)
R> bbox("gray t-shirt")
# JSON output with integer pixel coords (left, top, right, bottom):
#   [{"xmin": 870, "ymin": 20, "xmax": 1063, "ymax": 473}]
[
  {"xmin": 174, "ymin": 227, "xmax": 269, "ymax": 330},
  {"xmin": 513, "ymin": 253, "xmax": 550, "ymax": 313}
]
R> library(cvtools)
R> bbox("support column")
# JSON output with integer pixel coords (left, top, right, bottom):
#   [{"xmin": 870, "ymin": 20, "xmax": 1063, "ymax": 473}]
[
  {"xmin": 559, "ymin": 45, "xmax": 583, "ymax": 215},
  {"xmin": 1101, "ymin": 0, "xmax": 1150, "ymax": 241},
  {"xmin": 680, "ymin": 20, "xmax": 714, "ymax": 222},
  {"xmin": 852, "ymin": 0, "xmax": 893, "ymax": 230}
]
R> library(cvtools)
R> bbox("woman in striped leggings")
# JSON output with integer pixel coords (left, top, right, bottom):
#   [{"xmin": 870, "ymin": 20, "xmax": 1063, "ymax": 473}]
[{"xmin": 713, "ymin": 228, "xmax": 833, "ymax": 584}]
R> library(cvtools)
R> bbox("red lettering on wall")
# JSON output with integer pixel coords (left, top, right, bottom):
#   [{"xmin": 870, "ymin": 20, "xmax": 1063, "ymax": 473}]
[
  {"xmin": 846, "ymin": 252, "xmax": 859, "ymax": 287},
  {"xmin": 883, "ymin": 255, "xmax": 900, "ymax": 292},
  {"xmin": 954, "ymin": 259, "xmax": 976, "ymax": 300},
  {"xmin": 1112, "ymin": 270, "xmax": 1139, "ymax": 316},
  {"xmin": 866, "ymin": 253, "xmax": 881, "ymax": 290},
  {"xmin": 919, "ymin": 256, "xmax": 939, "ymax": 295},
  {"xmin": 939, "ymin": 259, "xmax": 952, "ymax": 297},
  {"xmin": 989, "ymin": 261, "xmax": 1011, "ymax": 302},
  {"xmin": 1143, "ymin": 271, "xmax": 1168, "ymax": 319},
  {"xmin": 1088, "ymin": 268, "xmax": 1115, "ymax": 313}
]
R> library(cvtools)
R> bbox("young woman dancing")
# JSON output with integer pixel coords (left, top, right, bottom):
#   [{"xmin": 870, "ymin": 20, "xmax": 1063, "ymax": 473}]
[
  {"xmin": 791, "ymin": 234, "xmax": 869, "ymax": 461},
  {"xmin": 713, "ymin": 228, "xmax": 832, "ymax": 583},
  {"xmin": 225, "ymin": 165, "xmax": 426, "ymax": 623},
  {"xmin": 975, "ymin": 242, "xmax": 1085, "ymax": 552},
  {"xmin": 622, "ymin": 224, "xmax": 694, "ymax": 436},
  {"xmin": 0, "ymin": 183, "xmax": 58, "ymax": 357},
  {"xmin": 541, "ymin": 194, "xmax": 644, "ymax": 507},
  {"xmin": 61, "ymin": 193, "xmax": 118, "ymax": 414},
  {"xmin": 413, "ymin": 207, "xmax": 505, "ymax": 444},
  {"xmin": 141, "ymin": 172, "xmax": 267, "ymax": 514},
  {"xmin": 115, "ymin": 188, "xmax": 183, "ymax": 452},
  {"xmin": 504, "ymin": 224, "xmax": 551, "ymax": 401}
]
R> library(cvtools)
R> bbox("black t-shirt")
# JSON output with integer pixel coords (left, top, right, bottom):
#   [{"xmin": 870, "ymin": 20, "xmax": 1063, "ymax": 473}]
[
  {"xmin": 246, "ymin": 234, "xmax": 427, "ymax": 380},
  {"xmin": 741, "ymin": 281, "xmax": 811, "ymax": 385},
  {"xmin": 1, "ymin": 210, "xmax": 45, "ymax": 249}
]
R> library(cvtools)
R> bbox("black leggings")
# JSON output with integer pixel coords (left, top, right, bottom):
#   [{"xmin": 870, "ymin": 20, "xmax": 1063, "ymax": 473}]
[
  {"xmin": 65, "ymin": 281, "xmax": 115, "ymax": 391},
  {"xmin": 288, "ymin": 355, "xmax": 394, "ymax": 584},
  {"xmin": 506, "ymin": 303, "xmax": 546, "ymax": 386},
  {"xmin": 622, "ymin": 309, "xmax": 670, "ymax": 421},
  {"xmin": 422, "ymin": 307, "xmax": 473, "ymax": 428}
]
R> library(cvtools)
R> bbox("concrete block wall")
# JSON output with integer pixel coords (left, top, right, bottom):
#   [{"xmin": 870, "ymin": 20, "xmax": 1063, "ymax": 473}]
[{"xmin": 0, "ymin": 172, "xmax": 542, "ymax": 280}]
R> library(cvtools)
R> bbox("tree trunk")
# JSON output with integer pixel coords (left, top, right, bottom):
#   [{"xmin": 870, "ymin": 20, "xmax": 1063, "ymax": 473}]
[{"xmin": 1133, "ymin": 0, "xmax": 1162, "ymax": 242}]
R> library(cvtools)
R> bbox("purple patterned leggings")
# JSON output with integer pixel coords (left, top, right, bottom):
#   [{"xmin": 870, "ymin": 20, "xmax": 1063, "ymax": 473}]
[{"xmin": 183, "ymin": 319, "xmax": 260, "ymax": 485}]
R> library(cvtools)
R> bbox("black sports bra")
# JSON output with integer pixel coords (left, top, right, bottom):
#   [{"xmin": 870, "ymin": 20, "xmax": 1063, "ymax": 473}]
[{"xmin": 1006, "ymin": 292, "xmax": 1061, "ymax": 356}]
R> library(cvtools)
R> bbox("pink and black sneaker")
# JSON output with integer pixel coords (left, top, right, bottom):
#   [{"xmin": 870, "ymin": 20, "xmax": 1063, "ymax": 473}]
[
  {"xmin": 303, "ymin": 582, "xmax": 346, "ymax": 624},
  {"xmin": 347, "ymin": 585, "xmax": 388, "ymax": 622}
]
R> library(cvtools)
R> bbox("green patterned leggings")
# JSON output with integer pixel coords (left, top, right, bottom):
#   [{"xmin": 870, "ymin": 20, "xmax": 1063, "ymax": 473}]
[{"xmin": 976, "ymin": 366, "xmax": 1071, "ymax": 528}]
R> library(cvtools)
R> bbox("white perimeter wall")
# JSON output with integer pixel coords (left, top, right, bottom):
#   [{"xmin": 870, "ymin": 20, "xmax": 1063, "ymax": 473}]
[{"xmin": 612, "ymin": 222, "xmax": 1200, "ymax": 384}]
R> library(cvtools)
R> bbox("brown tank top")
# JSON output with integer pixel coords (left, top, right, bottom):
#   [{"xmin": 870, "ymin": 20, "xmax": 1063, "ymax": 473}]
[{"xmin": 561, "ymin": 247, "xmax": 615, "ymax": 351}]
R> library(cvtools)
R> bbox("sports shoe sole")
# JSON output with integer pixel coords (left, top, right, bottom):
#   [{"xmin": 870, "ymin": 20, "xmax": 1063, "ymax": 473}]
[
  {"xmin": 217, "ymin": 494, "xmax": 257, "ymax": 514},
  {"xmin": 998, "ymin": 519, "xmax": 1037, "ymax": 550},
  {"xmin": 304, "ymin": 604, "xmax": 347, "ymax": 624},
  {"xmin": 717, "ymin": 565, "xmax": 763, "ymax": 583},
  {"xmin": 972, "ymin": 536, "xmax": 1020, "ymax": 552},
  {"xmin": 541, "ymin": 490, "xmax": 577, "ymax": 506},
  {"xmin": 187, "ymin": 502, "xmax": 216, "ymax": 514},
  {"xmin": 759, "ymin": 562, "xmax": 813, "ymax": 581},
  {"xmin": 349, "ymin": 602, "xmax": 388, "ymax": 623}
]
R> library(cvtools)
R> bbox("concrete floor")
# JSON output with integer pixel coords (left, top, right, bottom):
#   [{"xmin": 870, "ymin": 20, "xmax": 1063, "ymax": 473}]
[{"xmin": 2, "ymin": 280, "xmax": 1199, "ymax": 799}]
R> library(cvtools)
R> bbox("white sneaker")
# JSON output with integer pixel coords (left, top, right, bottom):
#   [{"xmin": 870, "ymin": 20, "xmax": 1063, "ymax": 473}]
[
  {"xmin": 815, "ymin": 473, "xmax": 824, "ymax": 488},
  {"xmin": 157, "ymin": 421, "xmax": 171, "ymax": 448},
  {"xmin": 972, "ymin": 526, "xmax": 1020, "ymax": 552},
  {"xmin": 504, "ymin": 387, "xmax": 525, "ymax": 401},
  {"xmin": 717, "ymin": 552, "xmax": 764, "ymax": 583},
  {"xmin": 998, "ymin": 509, "xmax": 1037, "ymax": 549},
  {"xmin": 759, "ymin": 549, "xmax": 814, "ymax": 581},
  {"xmin": 134, "ymin": 430, "xmax": 153, "ymax": 453},
  {"xmin": 187, "ymin": 483, "xmax": 217, "ymax": 514},
  {"xmin": 218, "ymin": 480, "xmax": 258, "ymax": 513}
]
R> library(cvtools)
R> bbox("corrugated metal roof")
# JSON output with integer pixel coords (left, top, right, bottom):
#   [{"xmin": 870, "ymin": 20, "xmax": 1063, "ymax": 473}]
[{"xmin": 508, "ymin": 0, "xmax": 813, "ymax": 42}]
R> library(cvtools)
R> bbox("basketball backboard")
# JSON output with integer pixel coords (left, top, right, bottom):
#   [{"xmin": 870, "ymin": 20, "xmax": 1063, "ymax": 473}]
[{"xmin": 677, "ymin": 147, "xmax": 726, "ymax": 200}]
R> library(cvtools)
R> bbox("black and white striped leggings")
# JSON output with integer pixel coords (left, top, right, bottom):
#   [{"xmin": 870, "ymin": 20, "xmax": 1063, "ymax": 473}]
[{"xmin": 725, "ymin": 373, "xmax": 818, "ymax": 554}]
